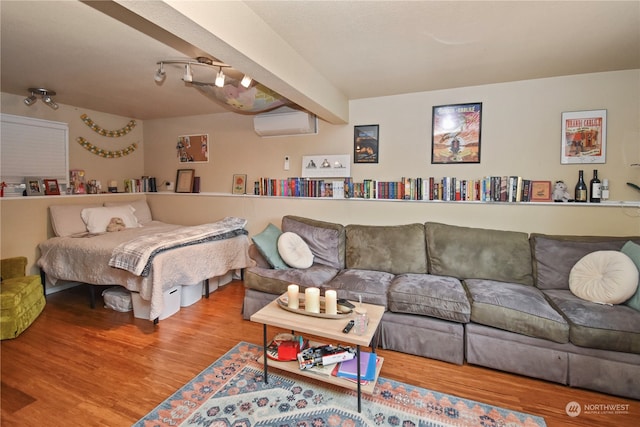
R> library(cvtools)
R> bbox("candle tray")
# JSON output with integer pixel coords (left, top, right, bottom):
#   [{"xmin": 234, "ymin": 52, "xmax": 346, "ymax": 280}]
[{"xmin": 277, "ymin": 294, "xmax": 352, "ymax": 319}]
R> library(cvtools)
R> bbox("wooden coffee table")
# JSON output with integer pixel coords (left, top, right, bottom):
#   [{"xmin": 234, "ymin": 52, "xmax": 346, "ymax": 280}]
[{"xmin": 250, "ymin": 294, "xmax": 385, "ymax": 413}]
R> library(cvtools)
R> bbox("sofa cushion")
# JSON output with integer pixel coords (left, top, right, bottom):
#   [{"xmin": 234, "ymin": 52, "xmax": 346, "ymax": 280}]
[
  {"xmin": 244, "ymin": 265, "xmax": 339, "ymax": 295},
  {"xmin": 544, "ymin": 289, "xmax": 640, "ymax": 354},
  {"xmin": 326, "ymin": 269, "xmax": 394, "ymax": 308},
  {"xmin": 388, "ymin": 274, "xmax": 470, "ymax": 323},
  {"xmin": 621, "ymin": 241, "xmax": 640, "ymax": 311},
  {"xmin": 282, "ymin": 216, "xmax": 345, "ymax": 269},
  {"xmin": 530, "ymin": 234, "xmax": 640, "ymax": 290},
  {"xmin": 345, "ymin": 223, "xmax": 427, "ymax": 274},
  {"xmin": 569, "ymin": 250, "xmax": 638, "ymax": 304},
  {"xmin": 251, "ymin": 223, "xmax": 289, "ymax": 269},
  {"xmin": 466, "ymin": 279, "xmax": 569, "ymax": 343},
  {"xmin": 277, "ymin": 232, "xmax": 314, "ymax": 268},
  {"xmin": 426, "ymin": 222, "xmax": 533, "ymax": 286}
]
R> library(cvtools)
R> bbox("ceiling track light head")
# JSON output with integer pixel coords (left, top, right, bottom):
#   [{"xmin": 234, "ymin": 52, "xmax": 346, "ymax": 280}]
[
  {"xmin": 215, "ymin": 67, "xmax": 226, "ymax": 88},
  {"xmin": 154, "ymin": 62, "xmax": 166, "ymax": 82},
  {"xmin": 24, "ymin": 87, "xmax": 58, "ymax": 109}
]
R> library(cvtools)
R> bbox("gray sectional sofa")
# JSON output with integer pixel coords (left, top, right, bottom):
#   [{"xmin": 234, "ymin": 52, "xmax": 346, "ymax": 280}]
[{"xmin": 242, "ymin": 215, "xmax": 640, "ymax": 399}]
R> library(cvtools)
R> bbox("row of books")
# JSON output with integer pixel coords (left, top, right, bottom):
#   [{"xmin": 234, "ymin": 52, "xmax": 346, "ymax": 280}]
[
  {"xmin": 124, "ymin": 176, "xmax": 157, "ymax": 193},
  {"xmin": 254, "ymin": 176, "xmax": 545, "ymax": 202},
  {"xmin": 297, "ymin": 344, "xmax": 378, "ymax": 382}
]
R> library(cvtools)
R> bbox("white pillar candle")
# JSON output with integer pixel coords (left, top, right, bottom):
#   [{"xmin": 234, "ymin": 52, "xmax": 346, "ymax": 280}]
[
  {"xmin": 324, "ymin": 290, "xmax": 337, "ymax": 315},
  {"xmin": 287, "ymin": 284, "xmax": 299, "ymax": 309},
  {"xmin": 305, "ymin": 287, "xmax": 320, "ymax": 313}
]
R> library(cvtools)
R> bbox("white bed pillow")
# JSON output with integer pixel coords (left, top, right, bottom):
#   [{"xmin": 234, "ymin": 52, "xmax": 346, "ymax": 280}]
[
  {"xmin": 569, "ymin": 250, "xmax": 639, "ymax": 304},
  {"xmin": 81, "ymin": 205, "xmax": 140, "ymax": 234},
  {"xmin": 49, "ymin": 204, "xmax": 103, "ymax": 237},
  {"xmin": 277, "ymin": 232, "xmax": 314, "ymax": 268},
  {"xmin": 104, "ymin": 199, "xmax": 153, "ymax": 224}
]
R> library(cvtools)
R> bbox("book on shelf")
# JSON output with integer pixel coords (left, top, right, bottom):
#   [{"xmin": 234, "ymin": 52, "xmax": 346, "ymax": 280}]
[{"xmin": 333, "ymin": 351, "xmax": 377, "ymax": 381}]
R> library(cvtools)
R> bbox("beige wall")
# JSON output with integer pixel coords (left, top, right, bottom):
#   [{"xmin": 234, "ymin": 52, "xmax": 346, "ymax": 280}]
[
  {"xmin": 1, "ymin": 93, "xmax": 145, "ymax": 192},
  {"xmin": 2, "ymin": 70, "xmax": 639, "ymax": 280}
]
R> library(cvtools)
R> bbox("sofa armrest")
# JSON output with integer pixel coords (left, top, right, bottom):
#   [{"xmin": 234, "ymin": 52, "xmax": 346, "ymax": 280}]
[{"xmin": 248, "ymin": 244, "xmax": 272, "ymax": 268}]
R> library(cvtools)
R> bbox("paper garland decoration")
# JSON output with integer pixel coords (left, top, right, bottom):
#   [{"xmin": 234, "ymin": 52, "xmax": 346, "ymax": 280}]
[
  {"xmin": 80, "ymin": 114, "xmax": 136, "ymax": 137},
  {"xmin": 77, "ymin": 136, "xmax": 137, "ymax": 158}
]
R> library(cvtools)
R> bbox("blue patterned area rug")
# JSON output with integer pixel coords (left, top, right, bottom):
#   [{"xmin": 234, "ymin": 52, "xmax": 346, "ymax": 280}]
[{"xmin": 134, "ymin": 342, "xmax": 546, "ymax": 427}]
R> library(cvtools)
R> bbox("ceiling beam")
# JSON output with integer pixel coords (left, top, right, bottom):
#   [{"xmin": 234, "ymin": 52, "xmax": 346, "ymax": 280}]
[{"xmin": 114, "ymin": 0, "xmax": 349, "ymax": 124}]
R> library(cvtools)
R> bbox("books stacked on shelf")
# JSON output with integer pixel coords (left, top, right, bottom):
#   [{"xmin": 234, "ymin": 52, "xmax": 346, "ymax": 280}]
[
  {"xmin": 255, "ymin": 175, "xmax": 538, "ymax": 202},
  {"xmin": 332, "ymin": 351, "xmax": 378, "ymax": 382},
  {"xmin": 124, "ymin": 176, "xmax": 158, "ymax": 193}
]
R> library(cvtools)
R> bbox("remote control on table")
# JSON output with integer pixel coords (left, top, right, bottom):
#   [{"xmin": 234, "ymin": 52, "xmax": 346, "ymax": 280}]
[{"xmin": 343, "ymin": 320, "xmax": 355, "ymax": 333}]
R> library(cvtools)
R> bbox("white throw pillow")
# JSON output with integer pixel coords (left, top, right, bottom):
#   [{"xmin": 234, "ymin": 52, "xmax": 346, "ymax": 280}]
[
  {"xmin": 277, "ymin": 232, "xmax": 314, "ymax": 268},
  {"xmin": 104, "ymin": 199, "xmax": 153, "ymax": 224},
  {"xmin": 569, "ymin": 250, "xmax": 639, "ymax": 304},
  {"xmin": 81, "ymin": 205, "xmax": 140, "ymax": 234}
]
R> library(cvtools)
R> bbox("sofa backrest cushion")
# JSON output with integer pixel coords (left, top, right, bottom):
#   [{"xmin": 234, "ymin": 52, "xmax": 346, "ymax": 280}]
[
  {"xmin": 426, "ymin": 222, "xmax": 533, "ymax": 286},
  {"xmin": 282, "ymin": 216, "xmax": 345, "ymax": 269},
  {"xmin": 531, "ymin": 234, "xmax": 640, "ymax": 290},
  {"xmin": 345, "ymin": 223, "xmax": 427, "ymax": 274}
]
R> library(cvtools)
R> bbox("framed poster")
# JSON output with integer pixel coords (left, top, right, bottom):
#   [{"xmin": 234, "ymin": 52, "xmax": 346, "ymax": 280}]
[
  {"xmin": 44, "ymin": 179, "xmax": 60, "ymax": 195},
  {"xmin": 177, "ymin": 134, "xmax": 209, "ymax": 163},
  {"xmin": 432, "ymin": 102, "xmax": 482, "ymax": 164},
  {"xmin": 175, "ymin": 169, "xmax": 195, "ymax": 193},
  {"xmin": 354, "ymin": 125, "xmax": 379, "ymax": 163},
  {"xmin": 561, "ymin": 110, "xmax": 606, "ymax": 164},
  {"xmin": 232, "ymin": 174, "xmax": 247, "ymax": 194},
  {"xmin": 25, "ymin": 177, "xmax": 43, "ymax": 196}
]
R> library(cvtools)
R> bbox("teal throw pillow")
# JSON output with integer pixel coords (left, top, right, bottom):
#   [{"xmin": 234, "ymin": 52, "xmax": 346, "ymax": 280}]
[
  {"xmin": 622, "ymin": 241, "xmax": 640, "ymax": 311},
  {"xmin": 252, "ymin": 223, "xmax": 289, "ymax": 269}
]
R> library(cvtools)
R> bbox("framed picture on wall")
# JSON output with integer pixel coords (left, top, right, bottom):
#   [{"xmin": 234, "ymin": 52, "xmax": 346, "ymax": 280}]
[
  {"xmin": 232, "ymin": 174, "xmax": 247, "ymax": 194},
  {"xmin": 177, "ymin": 134, "xmax": 209, "ymax": 163},
  {"xmin": 560, "ymin": 110, "xmax": 606, "ymax": 164},
  {"xmin": 432, "ymin": 102, "xmax": 482, "ymax": 164},
  {"xmin": 43, "ymin": 179, "xmax": 60, "ymax": 195},
  {"xmin": 175, "ymin": 169, "xmax": 195, "ymax": 193},
  {"xmin": 25, "ymin": 177, "xmax": 43, "ymax": 196},
  {"xmin": 354, "ymin": 125, "xmax": 379, "ymax": 163}
]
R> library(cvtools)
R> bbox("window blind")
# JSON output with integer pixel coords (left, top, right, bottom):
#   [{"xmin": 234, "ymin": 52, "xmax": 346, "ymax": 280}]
[{"xmin": 0, "ymin": 113, "xmax": 69, "ymax": 184}]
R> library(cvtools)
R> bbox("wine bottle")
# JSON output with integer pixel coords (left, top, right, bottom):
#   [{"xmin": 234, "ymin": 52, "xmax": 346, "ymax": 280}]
[
  {"xmin": 590, "ymin": 170, "xmax": 601, "ymax": 203},
  {"xmin": 575, "ymin": 170, "xmax": 587, "ymax": 202},
  {"xmin": 601, "ymin": 179, "xmax": 609, "ymax": 201}
]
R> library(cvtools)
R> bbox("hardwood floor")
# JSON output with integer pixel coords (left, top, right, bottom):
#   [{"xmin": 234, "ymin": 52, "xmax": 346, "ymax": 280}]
[{"xmin": 1, "ymin": 281, "xmax": 637, "ymax": 426}]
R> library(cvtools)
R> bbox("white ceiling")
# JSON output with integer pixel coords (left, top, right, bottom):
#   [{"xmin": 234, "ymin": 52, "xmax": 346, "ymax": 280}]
[{"xmin": 1, "ymin": 1, "xmax": 638, "ymax": 123}]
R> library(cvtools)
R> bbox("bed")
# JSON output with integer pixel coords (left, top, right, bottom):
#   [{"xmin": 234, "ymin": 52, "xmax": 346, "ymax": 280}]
[{"xmin": 37, "ymin": 199, "xmax": 254, "ymax": 321}]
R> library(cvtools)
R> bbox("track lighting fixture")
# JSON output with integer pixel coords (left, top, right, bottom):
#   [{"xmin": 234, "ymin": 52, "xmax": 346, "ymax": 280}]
[
  {"xmin": 24, "ymin": 88, "xmax": 59, "ymax": 110},
  {"xmin": 154, "ymin": 56, "xmax": 255, "ymax": 90},
  {"xmin": 154, "ymin": 63, "xmax": 166, "ymax": 82},
  {"xmin": 183, "ymin": 63, "xmax": 193, "ymax": 83},
  {"xmin": 215, "ymin": 67, "xmax": 225, "ymax": 88},
  {"xmin": 240, "ymin": 74, "xmax": 252, "ymax": 88}
]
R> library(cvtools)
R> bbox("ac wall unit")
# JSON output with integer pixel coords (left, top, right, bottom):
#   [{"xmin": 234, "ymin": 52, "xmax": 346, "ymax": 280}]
[{"xmin": 253, "ymin": 106, "xmax": 318, "ymax": 137}]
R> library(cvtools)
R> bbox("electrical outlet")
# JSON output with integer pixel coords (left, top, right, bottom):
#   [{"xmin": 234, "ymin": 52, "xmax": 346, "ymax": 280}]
[{"xmin": 284, "ymin": 156, "xmax": 290, "ymax": 170}]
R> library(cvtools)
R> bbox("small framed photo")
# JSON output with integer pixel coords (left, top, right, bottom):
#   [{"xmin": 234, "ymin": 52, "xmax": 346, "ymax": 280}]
[
  {"xmin": 561, "ymin": 109, "xmax": 607, "ymax": 164},
  {"xmin": 432, "ymin": 102, "xmax": 482, "ymax": 164},
  {"xmin": 175, "ymin": 169, "xmax": 195, "ymax": 193},
  {"xmin": 25, "ymin": 177, "xmax": 43, "ymax": 196},
  {"xmin": 354, "ymin": 125, "xmax": 379, "ymax": 164},
  {"xmin": 530, "ymin": 180, "xmax": 552, "ymax": 202},
  {"xmin": 232, "ymin": 174, "xmax": 247, "ymax": 194},
  {"xmin": 43, "ymin": 179, "xmax": 60, "ymax": 195}
]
